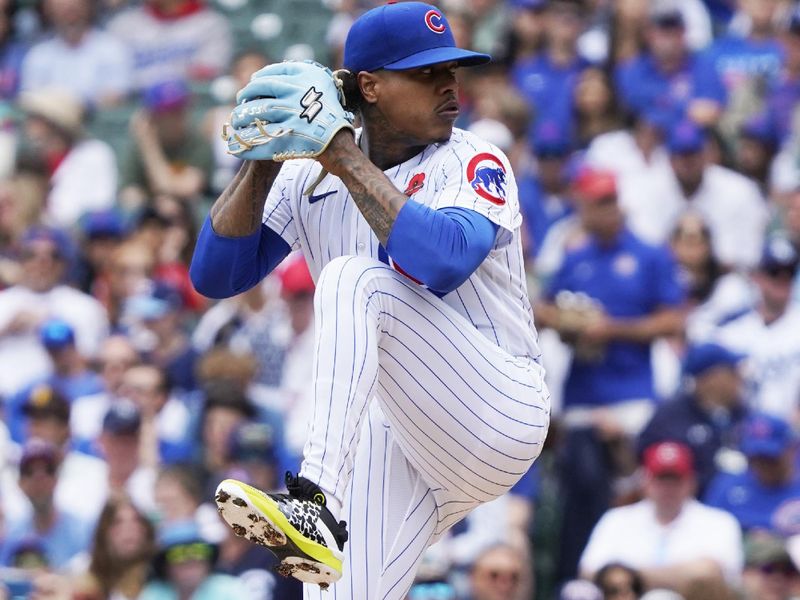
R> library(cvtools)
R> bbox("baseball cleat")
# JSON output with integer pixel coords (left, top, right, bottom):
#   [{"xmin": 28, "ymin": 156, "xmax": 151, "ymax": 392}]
[{"xmin": 215, "ymin": 472, "xmax": 348, "ymax": 589}]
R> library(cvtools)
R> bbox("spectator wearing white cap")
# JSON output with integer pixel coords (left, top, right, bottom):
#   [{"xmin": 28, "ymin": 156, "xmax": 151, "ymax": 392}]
[
  {"xmin": 580, "ymin": 441, "xmax": 743, "ymax": 600},
  {"xmin": 17, "ymin": 89, "xmax": 117, "ymax": 228}
]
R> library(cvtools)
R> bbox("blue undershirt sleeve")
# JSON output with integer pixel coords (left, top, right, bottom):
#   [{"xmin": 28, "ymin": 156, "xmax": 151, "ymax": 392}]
[
  {"xmin": 385, "ymin": 201, "xmax": 499, "ymax": 294},
  {"xmin": 190, "ymin": 214, "xmax": 292, "ymax": 299}
]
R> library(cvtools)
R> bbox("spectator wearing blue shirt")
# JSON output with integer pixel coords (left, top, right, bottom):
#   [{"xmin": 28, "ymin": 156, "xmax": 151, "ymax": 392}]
[
  {"xmin": 4, "ymin": 318, "xmax": 103, "ymax": 445},
  {"xmin": 765, "ymin": 9, "xmax": 800, "ymax": 145},
  {"xmin": 517, "ymin": 119, "xmax": 575, "ymax": 257},
  {"xmin": 704, "ymin": 412, "xmax": 800, "ymax": 537},
  {"xmin": 690, "ymin": 0, "xmax": 783, "ymax": 126},
  {"xmin": 0, "ymin": 439, "xmax": 91, "ymax": 568},
  {"xmin": 615, "ymin": 5, "xmax": 723, "ymax": 123},
  {"xmin": 638, "ymin": 342, "xmax": 749, "ymax": 496},
  {"xmin": 511, "ymin": 0, "xmax": 590, "ymax": 139},
  {"xmin": 535, "ymin": 167, "xmax": 686, "ymax": 584}
]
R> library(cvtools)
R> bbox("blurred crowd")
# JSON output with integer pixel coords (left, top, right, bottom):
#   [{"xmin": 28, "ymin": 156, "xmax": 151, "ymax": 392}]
[{"xmin": 2, "ymin": 0, "xmax": 800, "ymax": 599}]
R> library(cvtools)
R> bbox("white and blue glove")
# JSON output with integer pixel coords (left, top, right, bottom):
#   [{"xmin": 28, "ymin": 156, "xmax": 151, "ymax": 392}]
[{"xmin": 223, "ymin": 60, "xmax": 354, "ymax": 161}]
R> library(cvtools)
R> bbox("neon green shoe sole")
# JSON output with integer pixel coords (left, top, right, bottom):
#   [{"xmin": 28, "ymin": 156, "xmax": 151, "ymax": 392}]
[{"xmin": 215, "ymin": 479, "xmax": 345, "ymax": 589}]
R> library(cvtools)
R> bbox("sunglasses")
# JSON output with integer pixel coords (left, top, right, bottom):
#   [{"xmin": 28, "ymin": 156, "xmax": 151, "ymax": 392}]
[
  {"xmin": 20, "ymin": 462, "xmax": 57, "ymax": 478},
  {"xmin": 764, "ymin": 266, "xmax": 797, "ymax": 280},
  {"xmin": 760, "ymin": 561, "xmax": 797, "ymax": 576},
  {"xmin": 165, "ymin": 542, "xmax": 213, "ymax": 565}
]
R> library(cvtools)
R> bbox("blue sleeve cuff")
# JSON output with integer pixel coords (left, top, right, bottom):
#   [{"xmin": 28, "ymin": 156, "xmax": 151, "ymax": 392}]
[
  {"xmin": 190, "ymin": 215, "xmax": 291, "ymax": 299},
  {"xmin": 385, "ymin": 202, "xmax": 498, "ymax": 294}
]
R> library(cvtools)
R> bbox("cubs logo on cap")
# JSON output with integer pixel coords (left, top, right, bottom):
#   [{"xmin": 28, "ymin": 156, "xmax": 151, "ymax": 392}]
[
  {"xmin": 467, "ymin": 153, "xmax": 507, "ymax": 205},
  {"xmin": 344, "ymin": 2, "xmax": 491, "ymax": 73}
]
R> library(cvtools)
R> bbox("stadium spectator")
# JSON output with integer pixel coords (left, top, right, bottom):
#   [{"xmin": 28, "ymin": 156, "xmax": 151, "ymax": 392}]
[
  {"xmin": 20, "ymin": 0, "xmax": 132, "ymax": 107},
  {"xmin": 740, "ymin": 534, "xmax": 800, "ymax": 600},
  {"xmin": 707, "ymin": 236, "xmax": 800, "ymax": 421},
  {"xmin": 70, "ymin": 495, "xmax": 157, "ymax": 600},
  {"xmin": 517, "ymin": 119, "xmax": 574, "ymax": 258},
  {"xmin": 704, "ymin": 412, "xmax": 800, "ymax": 537},
  {"xmin": 593, "ymin": 562, "xmax": 645, "ymax": 600},
  {"xmin": 94, "ymin": 239, "xmax": 156, "ymax": 330},
  {"xmin": 572, "ymin": 66, "xmax": 625, "ymax": 149},
  {"xmin": 4, "ymin": 319, "xmax": 102, "ymax": 445},
  {"xmin": 118, "ymin": 80, "xmax": 213, "ymax": 210},
  {"xmin": 74, "ymin": 209, "xmax": 129, "ymax": 296},
  {"xmin": 690, "ymin": 0, "xmax": 783, "ymax": 128},
  {"xmin": 504, "ymin": 0, "xmax": 546, "ymax": 66},
  {"xmin": 467, "ymin": 543, "xmax": 526, "ymax": 600},
  {"xmin": 511, "ymin": 0, "xmax": 589, "ymax": 138},
  {"xmin": 735, "ymin": 111, "xmax": 780, "ymax": 194},
  {"xmin": 139, "ymin": 520, "xmax": 245, "ymax": 600},
  {"xmin": 614, "ymin": 4, "xmax": 713, "ymax": 124},
  {"xmin": 17, "ymin": 89, "xmax": 117, "ymax": 228},
  {"xmin": 535, "ymin": 167, "xmax": 685, "ymax": 583},
  {"xmin": 14, "ymin": 383, "xmax": 107, "ymax": 522},
  {"xmin": 579, "ymin": 441, "xmax": 743, "ymax": 600},
  {"xmin": 638, "ymin": 342, "xmax": 749, "ymax": 495},
  {"xmin": 765, "ymin": 8, "xmax": 800, "ymax": 147},
  {"xmin": 69, "ymin": 334, "xmax": 140, "ymax": 456},
  {"xmin": 96, "ymin": 401, "xmax": 157, "ymax": 515},
  {"xmin": 0, "ymin": 0, "xmax": 25, "ymax": 100},
  {"xmin": 619, "ymin": 120, "xmax": 768, "ymax": 269},
  {"xmin": 0, "ymin": 439, "xmax": 90, "ymax": 568},
  {"xmin": 106, "ymin": 0, "xmax": 232, "ymax": 90},
  {"xmin": 118, "ymin": 364, "xmax": 194, "ymax": 466}
]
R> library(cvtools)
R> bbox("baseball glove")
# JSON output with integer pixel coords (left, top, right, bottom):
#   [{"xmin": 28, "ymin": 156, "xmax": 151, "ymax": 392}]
[{"xmin": 222, "ymin": 60, "xmax": 355, "ymax": 162}]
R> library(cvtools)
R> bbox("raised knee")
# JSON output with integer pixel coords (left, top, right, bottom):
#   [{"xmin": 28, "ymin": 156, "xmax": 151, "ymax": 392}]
[{"xmin": 317, "ymin": 256, "xmax": 388, "ymax": 292}]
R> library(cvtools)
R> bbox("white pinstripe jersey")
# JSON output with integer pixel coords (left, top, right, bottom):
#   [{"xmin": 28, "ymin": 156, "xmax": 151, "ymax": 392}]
[{"xmin": 262, "ymin": 128, "xmax": 540, "ymax": 361}]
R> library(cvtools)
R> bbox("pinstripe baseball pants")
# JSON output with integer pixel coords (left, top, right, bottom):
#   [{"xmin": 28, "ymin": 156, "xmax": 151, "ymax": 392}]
[{"xmin": 299, "ymin": 256, "xmax": 550, "ymax": 600}]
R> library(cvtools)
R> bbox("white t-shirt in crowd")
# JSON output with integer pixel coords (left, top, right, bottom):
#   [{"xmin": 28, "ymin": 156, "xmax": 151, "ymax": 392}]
[
  {"xmin": 619, "ymin": 165, "xmax": 768, "ymax": 269},
  {"xmin": 580, "ymin": 498, "xmax": 743, "ymax": 584},
  {"xmin": 20, "ymin": 30, "xmax": 132, "ymax": 104},
  {"xmin": 585, "ymin": 130, "xmax": 673, "ymax": 181}
]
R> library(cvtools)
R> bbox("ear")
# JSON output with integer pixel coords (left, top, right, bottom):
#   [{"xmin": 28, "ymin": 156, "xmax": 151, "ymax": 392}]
[{"xmin": 357, "ymin": 71, "xmax": 381, "ymax": 105}]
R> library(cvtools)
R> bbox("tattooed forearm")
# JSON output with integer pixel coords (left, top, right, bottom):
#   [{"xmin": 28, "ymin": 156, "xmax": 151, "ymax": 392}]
[
  {"xmin": 321, "ymin": 134, "xmax": 408, "ymax": 246},
  {"xmin": 210, "ymin": 160, "xmax": 282, "ymax": 237},
  {"xmin": 337, "ymin": 154, "xmax": 407, "ymax": 246}
]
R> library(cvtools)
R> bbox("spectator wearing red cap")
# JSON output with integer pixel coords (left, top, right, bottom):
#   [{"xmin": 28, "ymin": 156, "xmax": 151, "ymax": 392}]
[
  {"xmin": 580, "ymin": 441, "xmax": 743, "ymax": 600},
  {"xmin": 535, "ymin": 166, "xmax": 686, "ymax": 584}
]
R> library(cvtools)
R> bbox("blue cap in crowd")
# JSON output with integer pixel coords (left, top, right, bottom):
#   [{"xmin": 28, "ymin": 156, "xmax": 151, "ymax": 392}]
[
  {"xmin": 741, "ymin": 413, "xmax": 796, "ymax": 458},
  {"xmin": 103, "ymin": 400, "xmax": 141, "ymax": 435},
  {"xmin": 154, "ymin": 521, "xmax": 218, "ymax": 577},
  {"xmin": 532, "ymin": 120, "xmax": 572, "ymax": 157},
  {"xmin": 760, "ymin": 235, "xmax": 799, "ymax": 273},
  {"xmin": 667, "ymin": 120, "xmax": 706, "ymax": 154},
  {"xmin": 682, "ymin": 343, "xmax": 746, "ymax": 377},
  {"xmin": 20, "ymin": 225, "xmax": 73, "ymax": 261},
  {"xmin": 741, "ymin": 111, "xmax": 779, "ymax": 147},
  {"xmin": 510, "ymin": 0, "xmax": 546, "ymax": 10},
  {"xmin": 788, "ymin": 6, "xmax": 800, "ymax": 34},
  {"xmin": 344, "ymin": 2, "xmax": 491, "ymax": 73},
  {"xmin": 125, "ymin": 281, "xmax": 183, "ymax": 321},
  {"xmin": 143, "ymin": 80, "xmax": 190, "ymax": 113},
  {"xmin": 38, "ymin": 319, "xmax": 75, "ymax": 350},
  {"xmin": 81, "ymin": 209, "xmax": 128, "ymax": 240}
]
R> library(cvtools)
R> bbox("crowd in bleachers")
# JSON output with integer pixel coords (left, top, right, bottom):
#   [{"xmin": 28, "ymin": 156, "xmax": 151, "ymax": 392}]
[{"xmin": 2, "ymin": 0, "xmax": 800, "ymax": 599}]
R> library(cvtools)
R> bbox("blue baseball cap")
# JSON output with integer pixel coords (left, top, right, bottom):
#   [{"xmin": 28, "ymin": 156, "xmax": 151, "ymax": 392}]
[
  {"xmin": 741, "ymin": 111, "xmax": 779, "ymax": 146},
  {"xmin": 760, "ymin": 235, "xmax": 800, "ymax": 273},
  {"xmin": 344, "ymin": 2, "xmax": 491, "ymax": 73},
  {"xmin": 532, "ymin": 119, "xmax": 572, "ymax": 157},
  {"xmin": 682, "ymin": 342, "xmax": 746, "ymax": 377},
  {"xmin": 39, "ymin": 319, "xmax": 75, "ymax": 350},
  {"xmin": 667, "ymin": 120, "xmax": 706, "ymax": 154},
  {"xmin": 741, "ymin": 413, "xmax": 796, "ymax": 458},
  {"xmin": 143, "ymin": 79, "xmax": 190, "ymax": 113}
]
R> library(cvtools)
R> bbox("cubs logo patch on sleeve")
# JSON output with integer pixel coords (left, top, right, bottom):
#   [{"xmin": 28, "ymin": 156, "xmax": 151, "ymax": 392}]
[{"xmin": 467, "ymin": 153, "xmax": 507, "ymax": 205}]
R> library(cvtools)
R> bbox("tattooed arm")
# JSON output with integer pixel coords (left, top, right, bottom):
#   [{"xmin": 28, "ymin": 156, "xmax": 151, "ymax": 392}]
[
  {"xmin": 190, "ymin": 159, "xmax": 291, "ymax": 298},
  {"xmin": 210, "ymin": 160, "xmax": 283, "ymax": 237},
  {"xmin": 319, "ymin": 132, "xmax": 408, "ymax": 246}
]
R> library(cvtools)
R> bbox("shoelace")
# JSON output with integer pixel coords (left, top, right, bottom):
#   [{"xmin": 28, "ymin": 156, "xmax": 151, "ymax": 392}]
[{"xmin": 285, "ymin": 472, "xmax": 349, "ymax": 546}]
